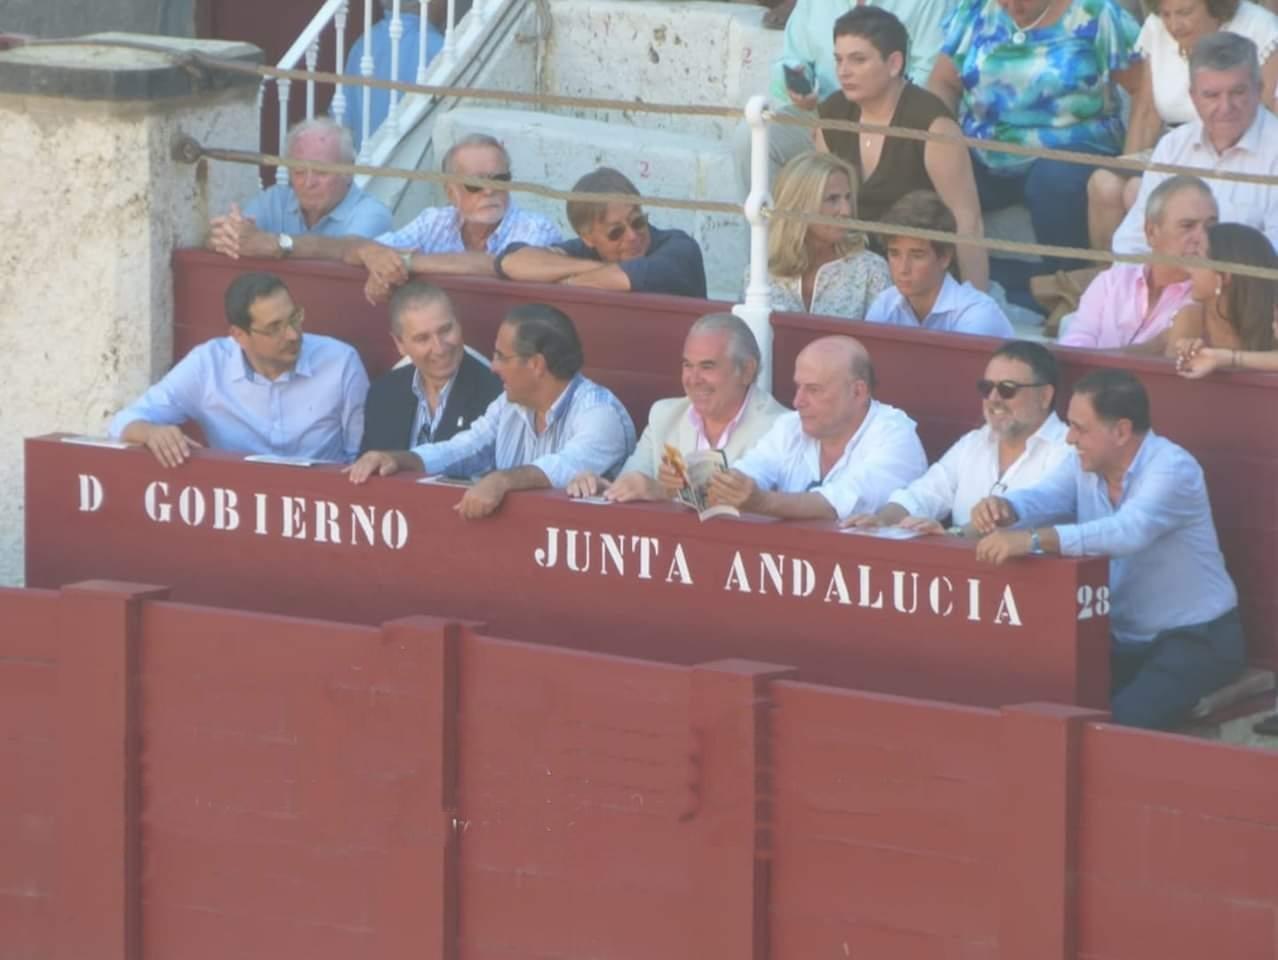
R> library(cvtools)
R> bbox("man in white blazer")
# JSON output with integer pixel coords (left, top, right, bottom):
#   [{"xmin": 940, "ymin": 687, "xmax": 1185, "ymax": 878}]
[{"xmin": 567, "ymin": 313, "xmax": 786, "ymax": 501}]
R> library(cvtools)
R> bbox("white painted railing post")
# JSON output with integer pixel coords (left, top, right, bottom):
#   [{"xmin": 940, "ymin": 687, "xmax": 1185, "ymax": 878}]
[
  {"xmin": 736, "ymin": 95, "xmax": 774, "ymax": 394},
  {"xmin": 443, "ymin": 0, "xmax": 458, "ymax": 65},
  {"xmin": 332, "ymin": 1, "xmax": 349, "ymax": 122},
  {"xmin": 274, "ymin": 76, "xmax": 292, "ymax": 185},
  {"xmin": 304, "ymin": 36, "xmax": 319, "ymax": 117},
  {"xmin": 358, "ymin": 0, "xmax": 375, "ymax": 159},
  {"xmin": 386, "ymin": 0, "xmax": 403, "ymax": 135},
  {"xmin": 416, "ymin": 0, "xmax": 429, "ymax": 82}
]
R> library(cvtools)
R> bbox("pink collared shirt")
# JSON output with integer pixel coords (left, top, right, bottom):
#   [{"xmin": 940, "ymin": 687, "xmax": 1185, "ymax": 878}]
[
  {"xmin": 1059, "ymin": 264, "xmax": 1195, "ymax": 349},
  {"xmin": 687, "ymin": 388, "xmax": 753, "ymax": 452}
]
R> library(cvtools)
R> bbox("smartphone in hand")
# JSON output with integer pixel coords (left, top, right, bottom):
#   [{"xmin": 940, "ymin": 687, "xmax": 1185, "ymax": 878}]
[{"xmin": 783, "ymin": 63, "xmax": 814, "ymax": 97}]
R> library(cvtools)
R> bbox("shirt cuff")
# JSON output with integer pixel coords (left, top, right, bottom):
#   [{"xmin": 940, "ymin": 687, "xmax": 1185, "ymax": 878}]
[
  {"xmin": 1054, "ymin": 523, "xmax": 1082, "ymax": 556},
  {"xmin": 888, "ymin": 490, "xmax": 921, "ymax": 516},
  {"xmin": 814, "ymin": 482, "xmax": 858, "ymax": 521}
]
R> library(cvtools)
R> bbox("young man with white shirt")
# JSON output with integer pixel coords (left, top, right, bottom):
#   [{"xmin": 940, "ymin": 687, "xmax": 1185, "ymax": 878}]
[
  {"xmin": 706, "ymin": 335, "xmax": 927, "ymax": 521},
  {"xmin": 970, "ymin": 369, "xmax": 1244, "ymax": 729},
  {"xmin": 844, "ymin": 340, "xmax": 1069, "ymax": 534},
  {"xmin": 1112, "ymin": 32, "xmax": 1278, "ymax": 255},
  {"xmin": 865, "ymin": 191, "xmax": 1014, "ymax": 337}
]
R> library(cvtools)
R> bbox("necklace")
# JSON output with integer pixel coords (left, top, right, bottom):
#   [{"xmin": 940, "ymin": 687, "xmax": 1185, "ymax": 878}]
[
  {"xmin": 860, "ymin": 81, "xmax": 905, "ymax": 152},
  {"xmin": 1011, "ymin": 0, "xmax": 1053, "ymax": 43}
]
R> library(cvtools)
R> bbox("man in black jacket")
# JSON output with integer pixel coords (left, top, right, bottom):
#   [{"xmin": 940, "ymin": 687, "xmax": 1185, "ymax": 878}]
[{"xmin": 360, "ymin": 281, "xmax": 502, "ymax": 453}]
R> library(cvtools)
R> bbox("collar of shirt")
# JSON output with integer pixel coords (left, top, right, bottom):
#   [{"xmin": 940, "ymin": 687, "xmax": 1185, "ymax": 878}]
[
  {"xmin": 512, "ymin": 373, "xmax": 583, "ymax": 435},
  {"xmin": 920, "ymin": 273, "xmax": 965, "ymax": 322},
  {"xmin": 687, "ymin": 386, "xmax": 753, "ymax": 452},
  {"xmin": 283, "ymin": 183, "xmax": 362, "ymax": 233},
  {"xmin": 1191, "ymin": 107, "xmax": 1269, "ymax": 159},
  {"xmin": 446, "ymin": 202, "xmax": 525, "ymax": 254},
  {"xmin": 411, "ymin": 365, "xmax": 458, "ymax": 419},
  {"xmin": 226, "ymin": 335, "xmax": 313, "ymax": 385},
  {"xmin": 977, "ymin": 410, "xmax": 1067, "ymax": 485},
  {"xmin": 1087, "ymin": 429, "xmax": 1157, "ymax": 504},
  {"xmin": 803, "ymin": 398, "xmax": 881, "ymax": 483}
]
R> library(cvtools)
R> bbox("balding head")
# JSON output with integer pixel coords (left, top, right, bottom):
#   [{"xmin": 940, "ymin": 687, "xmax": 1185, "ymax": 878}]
[{"xmin": 793, "ymin": 336, "xmax": 875, "ymax": 442}]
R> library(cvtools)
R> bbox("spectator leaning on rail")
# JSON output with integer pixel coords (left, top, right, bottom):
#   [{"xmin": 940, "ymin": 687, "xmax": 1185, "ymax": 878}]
[
  {"xmin": 359, "ymin": 281, "xmax": 502, "ymax": 454},
  {"xmin": 844, "ymin": 340, "xmax": 1070, "ymax": 535},
  {"xmin": 1085, "ymin": 0, "xmax": 1278, "ymax": 249},
  {"xmin": 109, "ymin": 272, "xmax": 369, "ymax": 467},
  {"xmin": 927, "ymin": 0, "xmax": 1141, "ymax": 310},
  {"xmin": 566, "ymin": 313, "xmax": 787, "ymax": 503},
  {"xmin": 705, "ymin": 335, "xmax": 927, "ymax": 521},
  {"xmin": 971, "ymin": 369, "xmax": 1244, "ymax": 730},
  {"xmin": 816, "ymin": 7, "xmax": 989, "ymax": 291},
  {"xmin": 1112, "ymin": 32, "xmax": 1278, "ymax": 255},
  {"xmin": 864, "ymin": 191, "xmax": 1015, "ymax": 337},
  {"xmin": 207, "ymin": 118, "xmax": 392, "ymax": 259},
  {"xmin": 1176, "ymin": 302, "xmax": 1278, "ymax": 373},
  {"xmin": 757, "ymin": 152, "xmax": 890, "ymax": 321},
  {"xmin": 347, "ymin": 303, "xmax": 636, "ymax": 519},
  {"xmin": 731, "ymin": 0, "xmax": 952, "ymax": 194},
  {"xmin": 1059, "ymin": 175, "xmax": 1217, "ymax": 349},
  {"xmin": 495, "ymin": 167, "xmax": 708, "ymax": 298}
]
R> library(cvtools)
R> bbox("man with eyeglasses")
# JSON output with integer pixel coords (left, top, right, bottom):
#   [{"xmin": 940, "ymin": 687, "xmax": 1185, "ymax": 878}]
[
  {"xmin": 704, "ymin": 335, "xmax": 926, "ymax": 520},
  {"xmin": 970, "ymin": 369, "xmax": 1243, "ymax": 729},
  {"xmin": 844, "ymin": 340, "xmax": 1069, "ymax": 535},
  {"xmin": 108, "ymin": 272, "xmax": 369, "ymax": 467},
  {"xmin": 346, "ymin": 303, "xmax": 636, "ymax": 520},
  {"xmin": 494, "ymin": 167, "xmax": 708, "ymax": 298}
]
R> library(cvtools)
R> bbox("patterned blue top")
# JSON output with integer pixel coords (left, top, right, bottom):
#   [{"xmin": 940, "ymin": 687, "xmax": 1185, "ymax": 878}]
[
  {"xmin": 941, "ymin": 0, "xmax": 1140, "ymax": 172},
  {"xmin": 376, "ymin": 203, "xmax": 562, "ymax": 254}
]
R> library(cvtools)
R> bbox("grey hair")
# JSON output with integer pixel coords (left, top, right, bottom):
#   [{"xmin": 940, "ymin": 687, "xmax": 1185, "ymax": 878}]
[
  {"xmin": 388, "ymin": 280, "xmax": 456, "ymax": 336},
  {"xmin": 285, "ymin": 116, "xmax": 356, "ymax": 165},
  {"xmin": 1189, "ymin": 31, "xmax": 1261, "ymax": 87},
  {"xmin": 686, "ymin": 313, "xmax": 762, "ymax": 383},
  {"xmin": 1144, "ymin": 174, "xmax": 1217, "ymax": 226},
  {"xmin": 440, "ymin": 133, "xmax": 511, "ymax": 174}
]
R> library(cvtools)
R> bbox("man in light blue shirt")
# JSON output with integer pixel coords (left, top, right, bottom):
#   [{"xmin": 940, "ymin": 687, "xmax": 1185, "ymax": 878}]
[
  {"xmin": 109, "ymin": 273, "xmax": 369, "ymax": 466},
  {"xmin": 866, "ymin": 190, "xmax": 1012, "ymax": 337},
  {"xmin": 347, "ymin": 303, "xmax": 635, "ymax": 519},
  {"xmin": 207, "ymin": 118, "xmax": 392, "ymax": 260},
  {"xmin": 970, "ymin": 369, "xmax": 1244, "ymax": 729}
]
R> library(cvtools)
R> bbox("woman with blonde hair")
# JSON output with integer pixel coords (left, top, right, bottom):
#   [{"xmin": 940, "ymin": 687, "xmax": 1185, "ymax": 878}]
[{"xmin": 759, "ymin": 152, "xmax": 890, "ymax": 321}]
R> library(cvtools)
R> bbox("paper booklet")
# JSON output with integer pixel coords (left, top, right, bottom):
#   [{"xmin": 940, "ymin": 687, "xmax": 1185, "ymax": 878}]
[{"xmin": 664, "ymin": 444, "xmax": 738, "ymax": 521}]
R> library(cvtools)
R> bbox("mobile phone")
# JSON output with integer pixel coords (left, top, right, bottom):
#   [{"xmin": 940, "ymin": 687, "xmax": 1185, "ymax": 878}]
[{"xmin": 783, "ymin": 63, "xmax": 814, "ymax": 97}]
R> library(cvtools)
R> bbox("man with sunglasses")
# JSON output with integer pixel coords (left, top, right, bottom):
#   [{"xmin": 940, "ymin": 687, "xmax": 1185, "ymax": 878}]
[
  {"xmin": 495, "ymin": 167, "xmax": 708, "ymax": 298},
  {"xmin": 844, "ymin": 340, "xmax": 1069, "ymax": 534},
  {"xmin": 971, "ymin": 369, "xmax": 1243, "ymax": 729},
  {"xmin": 109, "ymin": 272, "xmax": 369, "ymax": 467}
]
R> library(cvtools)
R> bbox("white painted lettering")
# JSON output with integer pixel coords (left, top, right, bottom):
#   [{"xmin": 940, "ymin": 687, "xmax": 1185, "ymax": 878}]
[
  {"xmin": 664, "ymin": 544, "xmax": 693, "ymax": 585},
  {"xmin": 350, "ymin": 505, "xmax": 376, "ymax": 546},
  {"xmin": 759, "ymin": 552, "xmax": 785, "ymax": 595},
  {"xmin": 280, "ymin": 495, "xmax": 307, "ymax": 539},
  {"xmin": 724, "ymin": 551, "xmax": 752, "ymax": 593},
  {"xmin": 177, "ymin": 486, "xmax": 206, "ymax": 527},
  {"xmin": 994, "ymin": 586, "xmax": 1022, "ymax": 627},
  {"xmin": 631, "ymin": 535, "xmax": 659, "ymax": 580},
  {"xmin": 253, "ymin": 492, "xmax": 269, "ymax": 536},
  {"xmin": 535, "ymin": 526, "xmax": 560, "ymax": 567},
  {"xmin": 314, "ymin": 500, "xmax": 341, "ymax": 544},
  {"xmin": 791, "ymin": 558, "xmax": 816, "ymax": 598},
  {"xmin": 857, "ymin": 564, "xmax": 884, "ymax": 609},
  {"xmin": 566, "ymin": 530, "xmax": 592, "ymax": 573},
  {"xmin": 380, "ymin": 509, "xmax": 408, "ymax": 550},
  {"xmin": 928, "ymin": 575, "xmax": 954, "ymax": 616},
  {"xmin": 966, "ymin": 578, "xmax": 981, "ymax": 622},
  {"xmin": 892, "ymin": 570, "xmax": 919, "ymax": 614},
  {"xmin": 600, "ymin": 533, "xmax": 626, "ymax": 575},
  {"xmin": 78, "ymin": 474, "xmax": 103, "ymax": 512},
  {"xmin": 823, "ymin": 564, "xmax": 851, "ymax": 604},
  {"xmin": 213, "ymin": 488, "xmax": 239, "ymax": 531},
  {"xmin": 144, "ymin": 481, "xmax": 172, "ymax": 523}
]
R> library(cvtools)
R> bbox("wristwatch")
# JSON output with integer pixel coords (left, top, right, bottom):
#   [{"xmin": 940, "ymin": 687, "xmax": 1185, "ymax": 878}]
[
  {"xmin": 278, "ymin": 233, "xmax": 294, "ymax": 258},
  {"xmin": 1029, "ymin": 528, "xmax": 1045, "ymax": 555}
]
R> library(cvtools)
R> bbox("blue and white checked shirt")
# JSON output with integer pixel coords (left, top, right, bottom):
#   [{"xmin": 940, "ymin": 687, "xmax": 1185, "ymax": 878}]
[
  {"xmin": 376, "ymin": 203, "xmax": 561, "ymax": 254},
  {"xmin": 108, "ymin": 334, "xmax": 369, "ymax": 463},
  {"xmin": 243, "ymin": 183, "xmax": 392, "ymax": 239},
  {"xmin": 411, "ymin": 374, "xmax": 636, "ymax": 487},
  {"xmin": 1005, "ymin": 432, "xmax": 1237, "ymax": 645}
]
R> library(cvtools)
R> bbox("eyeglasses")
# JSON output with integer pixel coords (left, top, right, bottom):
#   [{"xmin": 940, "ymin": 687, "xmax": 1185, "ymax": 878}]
[
  {"xmin": 604, "ymin": 213, "xmax": 649, "ymax": 243},
  {"xmin": 249, "ymin": 307, "xmax": 305, "ymax": 339},
  {"xmin": 462, "ymin": 172, "xmax": 512, "ymax": 193},
  {"xmin": 977, "ymin": 378, "xmax": 1046, "ymax": 399}
]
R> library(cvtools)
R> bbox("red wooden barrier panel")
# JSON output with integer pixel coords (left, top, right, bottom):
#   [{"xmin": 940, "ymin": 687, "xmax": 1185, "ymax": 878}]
[
  {"xmin": 5, "ymin": 584, "xmax": 1276, "ymax": 960},
  {"xmin": 771, "ymin": 311, "xmax": 1278, "ymax": 672},
  {"xmin": 25, "ymin": 437, "xmax": 1111, "ymax": 709}
]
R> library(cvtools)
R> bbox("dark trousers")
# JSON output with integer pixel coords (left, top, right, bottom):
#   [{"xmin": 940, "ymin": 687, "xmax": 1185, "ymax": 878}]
[
  {"xmin": 1110, "ymin": 608, "xmax": 1246, "ymax": 730},
  {"xmin": 971, "ymin": 146, "xmax": 1110, "ymax": 310}
]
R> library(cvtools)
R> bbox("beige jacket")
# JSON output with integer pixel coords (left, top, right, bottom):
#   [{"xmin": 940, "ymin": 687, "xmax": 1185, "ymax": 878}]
[{"xmin": 621, "ymin": 388, "xmax": 787, "ymax": 477}]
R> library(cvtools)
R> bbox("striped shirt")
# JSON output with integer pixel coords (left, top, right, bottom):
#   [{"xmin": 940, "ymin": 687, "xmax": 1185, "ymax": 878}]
[{"xmin": 376, "ymin": 202, "xmax": 561, "ymax": 254}]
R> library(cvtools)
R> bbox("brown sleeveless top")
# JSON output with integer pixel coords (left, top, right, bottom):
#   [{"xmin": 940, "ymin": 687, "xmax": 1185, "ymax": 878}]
[{"xmin": 818, "ymin": 82, "xmax": 953, "ymax": 226}]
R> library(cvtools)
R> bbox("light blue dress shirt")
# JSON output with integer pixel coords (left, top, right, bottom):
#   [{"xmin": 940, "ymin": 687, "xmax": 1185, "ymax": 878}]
[
  {"xmin": 108, "ymin": 334, "xmax": 369, "ymax": 463},
  {"xmin": 411, "ymin": 374, "xmax": 636, "ymax": 487},
  {"xmin": 1004, "ymin": 432, "xmax": 1237, "ymax": 645},
  {"xmin": 340, "ymin": 12, "xmax": 444, "ymax": 150},
  {"xmin": 243, "ymin": 182, "xmax": 392, "ymax": 239},
  {"xmin": 865, "ymin": 274, "xmax": 1014, "ymax": 337}
]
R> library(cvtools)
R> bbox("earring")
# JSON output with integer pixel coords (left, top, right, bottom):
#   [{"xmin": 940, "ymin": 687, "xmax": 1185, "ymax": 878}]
[{"xmin": 1214, "ymin": 278, "xmax": 1222, "ymax": 297}]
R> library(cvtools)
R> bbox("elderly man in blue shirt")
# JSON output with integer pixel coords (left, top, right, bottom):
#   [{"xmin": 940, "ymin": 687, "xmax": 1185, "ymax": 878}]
[
  {"xmin": 347, "ymin": 303, "xmax": 636, "ymax": 519},
  {"xmin": 970, "ymin": 369, "xmax": 1244, "ymax": 729},
  {"xmin": 109, "ymin": 272, "xmax": 369, "ymax": 466}
]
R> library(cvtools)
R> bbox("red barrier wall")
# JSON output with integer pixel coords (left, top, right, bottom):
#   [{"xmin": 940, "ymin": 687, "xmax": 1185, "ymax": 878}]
[{"xmin": 4, "ymin": 583, "xmax": 1276, "ymax": 960}]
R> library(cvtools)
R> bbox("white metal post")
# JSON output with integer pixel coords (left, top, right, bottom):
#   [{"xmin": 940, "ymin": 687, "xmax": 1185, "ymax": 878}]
[
  {"xmin": 332, "ymin": 1, "xmax": 349, "ymax": 123},
  {"xmin": 304, "ymin": 37, "xmax": 319, "ymax": 117},
  {"xmin": 442, "ymin": 0, "xmax": 457, "ymax": 65},
  {"xmin": 274, "ymin": 77, "xmax": 292, "ymax": 185},
  {"xmin": 735, "ymin": 95, "xmax": 774, "ymax": 394},
  {"xmin": 416, "ymin": 0, "xmax": 429, "ymax": 82},
  {"xmin": 386, "ymin": 0, "xmax": 403, "ymax": 135},
  {"xmin": 358, "ymin": 0, "xmax": 375, "ymax": 158}
]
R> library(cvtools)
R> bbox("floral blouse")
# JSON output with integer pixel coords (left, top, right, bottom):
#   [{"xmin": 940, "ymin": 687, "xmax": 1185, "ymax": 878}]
[
  {"xmin": 761, "ymin": 250, "xmax": 891, "ymax": 321},
  {"xmin": 941, "ymin": 0, "xmax": 1140, "ymax": 172}
]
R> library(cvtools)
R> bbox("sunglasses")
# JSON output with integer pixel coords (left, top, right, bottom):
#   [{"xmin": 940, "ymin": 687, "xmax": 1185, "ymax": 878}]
[
  {"xmin": 977, "ymin": 379, "xmax": 1047, "ymax": 399},
  {"xmin": 604, "ymin": 213, "xmax": 649, "ymax": 243},
  {"xmin": 462, "ymin": 171, "xmax": 512, "ymax": 193}
]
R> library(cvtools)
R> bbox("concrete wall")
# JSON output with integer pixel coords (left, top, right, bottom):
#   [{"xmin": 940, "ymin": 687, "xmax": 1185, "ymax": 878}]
[
  {"xmin": 2, "ymin": 0, "xmax": 196, "ymax": 38},
  {"xmin": 0, "ymin": 34, "xmax": 261, "ymax": 586}
]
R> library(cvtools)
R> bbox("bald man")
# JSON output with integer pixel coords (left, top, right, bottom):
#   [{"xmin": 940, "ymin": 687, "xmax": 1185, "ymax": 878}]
[{"xmin": 707, "ymin": 336, "xmax": 927, "ymax": 520}]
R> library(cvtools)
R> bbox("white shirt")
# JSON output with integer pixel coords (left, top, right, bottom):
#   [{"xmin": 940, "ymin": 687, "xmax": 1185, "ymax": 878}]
[
  {"xmin": 1113, "ymin": 107, "xmax": 1278, "ymax": 255},
  {"xmin": 865, "ymin": 274, "xmax": 1015, "ymax": 337},
  {"xmin": 1136, "ymin": 4, "xmax": 1278, "ymax": 126},
  {"xmin": 734, "ymin": 400, "xmax": 928, "ymax": 520},
  {"xmin": 888, "ymin": 412, "xmax": 1070, "ymax": 525}
]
